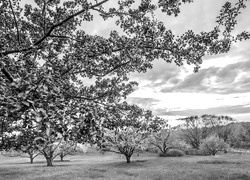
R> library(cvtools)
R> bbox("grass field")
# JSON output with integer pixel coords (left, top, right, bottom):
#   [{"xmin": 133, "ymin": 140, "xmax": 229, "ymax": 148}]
[{"xmin": 0, "ymin": 152, "xmax": 250, "ymax": 180}]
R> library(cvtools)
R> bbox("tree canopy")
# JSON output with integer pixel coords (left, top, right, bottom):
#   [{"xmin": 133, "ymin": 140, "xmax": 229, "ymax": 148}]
[
  {"xmin": 1, "ymin": 0, "xmax": 250, "ymax": 118},
  {"xmin": 1, "ymin": 0, "xmax": 250, "ymax": 165}
]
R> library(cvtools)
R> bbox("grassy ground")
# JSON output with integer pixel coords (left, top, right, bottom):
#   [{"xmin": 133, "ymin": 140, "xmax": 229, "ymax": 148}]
[{"xmin": 0, "ymin": 152, "xmax": 250, "ymax": 180}]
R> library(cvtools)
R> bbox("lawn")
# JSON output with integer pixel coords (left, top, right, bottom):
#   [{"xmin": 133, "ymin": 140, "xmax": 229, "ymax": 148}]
[{"xmin": 0, "ymin": 152, "xmax": 250, "ymax": 180}]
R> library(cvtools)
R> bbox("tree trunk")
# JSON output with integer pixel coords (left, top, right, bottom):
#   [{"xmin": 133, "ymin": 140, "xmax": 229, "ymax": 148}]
[
  {"xmin": 60, "ymin": 153, "xmax": 63, "ymax": 161},
  {"xmin": 125, "ymin": 155, "xmax": 131, "ymax": 163},
  {"xmin": 30, "ymin": 157, "xmax": 34, "ymax": 164},
  {"xmin": 46, "ymin": 157, "xmax": 53, "ymax": 166}
]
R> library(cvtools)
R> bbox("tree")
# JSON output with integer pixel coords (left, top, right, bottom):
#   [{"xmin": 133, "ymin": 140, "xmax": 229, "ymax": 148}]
[
  {"xmin": 0, "ymin": 113, "xmax": 42, "ymax": 164},
  {"xmin": 1, "ymin": 0, "xmax": 250, "ymax": 119},
  {"xmin": 203, "ymin": 115, "xmax": 236, "ymax": 143},
  {"xmin": 229, "ymin": 123, "xmax": 249, "ymax": 148},
  {"xmin": 200, "ymin": 135, "xmax": 229, "ymax": 156},
  {"xmin": 56, "ymin": 141, "xmax": 89, "ymax": 161},
  {"xmin": 178, "ymin": 115, "xmax": 214, "ymax": 149},
  {"xmin": 178, "ymin": 114, "xmax": 235, "ymax": 149},
  {"xmin": 102, "ymin": 126, "xmax": 148, "ymax": 163},
  {"xmin": 1, "ymin": 0, "xmax": 250, "ymax": 163},
  {"xmin": 5, "ymin": 131, "xmax": 41, "ymax": 164},
  {"xmin": 149, "ymin": 128, "xmax": 172, "ymax": 156}
]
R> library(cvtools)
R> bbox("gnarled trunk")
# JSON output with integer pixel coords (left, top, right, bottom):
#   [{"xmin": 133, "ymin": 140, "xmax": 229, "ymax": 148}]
[
  {"xmin": 125, "ymin": 155, "xmax": 131, "ymax": 163},
  {"xmin": 46, "ymin": 157, "xmax": 53, "ymax": 166}
]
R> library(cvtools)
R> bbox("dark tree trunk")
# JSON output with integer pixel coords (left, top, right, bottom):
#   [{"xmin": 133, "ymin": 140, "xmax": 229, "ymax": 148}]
[
  {"xmin": 125, "ymin": 155, "xmax": 131, "ymax": 163},
  {"xmin": 46, "ymin": 157, "xmax": 53, "ymax": 166},
  {"xmin": 60, "ymin": 153, "xmax": 63, "ymax": 161},
  {"xmin": 30, "ymin": 157, "xmax": 34, "ymax": 164}
]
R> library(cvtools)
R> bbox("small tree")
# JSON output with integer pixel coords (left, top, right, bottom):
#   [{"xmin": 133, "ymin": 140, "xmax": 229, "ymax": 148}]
[
  {"xmin": 200, "ymin": 135, "xmax": 229, "ymax": 156},
  {"xmin": 102, "ymin": 126, "xmax": 148, "ymax": 163},
  {"xmin": 149, "ymin": 128, "xmax": 172, "ymax": 156},
  {"xmin": 1, "ymin": 146, "xmax": 40, "ymax": 164},
  {"xmin": 56, "ymin": 141, "xmax": 89, "ymax": 161},
  {"xmin": 55, "ymin": 140, "xmax": 77, "ymax": 161},
  {"xmin": 1, "ymin": 123, "xmax": 41, "ymax": 164}
]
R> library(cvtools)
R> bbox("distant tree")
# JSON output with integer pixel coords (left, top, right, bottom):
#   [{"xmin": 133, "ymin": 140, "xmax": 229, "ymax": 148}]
[
  {"xmin": 102, "ymin": 126, "xmax": 148, "ymax": 163},
  {"xmin": 56, "ymin": 141, "xmax": 89, "ymax": 161},
  {"xmin": 149, "ymin": 128, "xmax": 172, "ymax": 156},
  {"xmin": 178, "ymin": 115, "xmax": 214, "ymax": 149},
  {"xmin": 1, "ymin": 115, "xmax": 41, "ymax": 164},
  {"xmin": 200, "ymin": 135, "xmax": 229, "ymax": 156},
  {"xmin": 201, "ymin": 115, "xmax": 235, "ymax": 143},
  {"xmin": 178, "ymin": 114, "xmax": 235, "ymax": 149},
  {"xmin": 229, "ymin": 123, "xmax": 250, "ymax": 148}
]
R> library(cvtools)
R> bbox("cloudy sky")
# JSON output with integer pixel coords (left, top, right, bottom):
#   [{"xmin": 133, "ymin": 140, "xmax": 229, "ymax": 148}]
[
  {"xmin": 80, "ymin": 0, "xmax": 250, "ymax": 124},
  {"xmin": 125, "ymin": 0, "xmax": 250, "ymax": 124}
]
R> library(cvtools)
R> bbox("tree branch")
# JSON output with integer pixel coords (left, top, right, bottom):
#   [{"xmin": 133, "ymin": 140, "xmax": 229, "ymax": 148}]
[
  {"xmin": 0, "ymin": 0, "xmax": 109, "ymax": 57},
  {"xmin": 8, "ymin": 0, "xmax": 21, "ymax": 45},
  {"xmin": 34, "ymin": 0, "xmax": 109, "ymax": 46},
  {"xmin": 42, "ymin": 0, "xmax": 47, "ymax": 34},
  {"xmin": 49, "ymin": 35, "xmax": 86, "ymax": 43}
]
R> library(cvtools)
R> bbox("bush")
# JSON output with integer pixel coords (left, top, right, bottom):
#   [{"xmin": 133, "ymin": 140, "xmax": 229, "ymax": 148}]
[
  {"xmin": 200, "ymin": 135, "xmax": 229, "ymax": 156},
  {"xmin": 184, "ymin": 149, "xmax": 210, "ymax": 156},
  {"xmin": 159, "ymin": 149, "xmax": 185, "ymax": 157}
]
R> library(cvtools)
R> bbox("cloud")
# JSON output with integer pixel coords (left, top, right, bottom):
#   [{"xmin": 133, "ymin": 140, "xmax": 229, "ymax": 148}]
[
  {"xmin": 126, "ymin": 97, "xmax": 160, "ymax": 111},
  {"xmin": 159, "ymin": 59, "xmax": 250, "ymax": 94},
  {"xmin": 130, "ymin": 59, "xmax": 181, "ymax": 81},
  {"xmin": 160, "ymin": 104, "xmax": 250, "ymax": 117}
]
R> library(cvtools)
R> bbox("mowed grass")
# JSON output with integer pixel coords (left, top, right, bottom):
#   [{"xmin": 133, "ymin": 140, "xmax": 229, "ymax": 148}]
[{"xmin": 0, "ymin": 152, "xmax": 250, "ymax": 180}]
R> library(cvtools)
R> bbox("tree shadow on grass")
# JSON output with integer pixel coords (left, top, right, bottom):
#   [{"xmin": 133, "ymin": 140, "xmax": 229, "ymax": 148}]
[
  {"xmin": 103, "ymin": 159, "xmax": 149, "ymax": 169},
  {"xmin": 1, "ymin": 159, "xmax": 71, "ymax": 165},
  {"xmin": 228, "ymin": 173, "xmax": 250, "ymax": 180},
  {"xmin": 197, "ymin": 160, "xmax": 242, "ymax": 164}
]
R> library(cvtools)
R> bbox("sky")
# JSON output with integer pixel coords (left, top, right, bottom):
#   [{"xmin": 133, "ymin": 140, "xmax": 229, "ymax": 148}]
[
  {"xmin": 125, "ymin": 0, "xmax": 250, "ymax": 125},
  {"xmin": 23, "ymin": 0, "xmax": 250, "ymax": 125},
  {"xmin": 81, "ymin": 0, "xmax": 250, "ymax": 125}
]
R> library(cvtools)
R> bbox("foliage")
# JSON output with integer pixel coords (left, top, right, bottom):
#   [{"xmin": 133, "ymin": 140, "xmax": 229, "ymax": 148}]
[
  {"xmin": 202, "ymin": 115, "xmax": 236, "ymax": 142},
  {"xmin": 228, "ymin": 123, "xmax": 250, "ymax": 149},
  {"xmin": 178, "ymin": 115, "xmax": 214, "ymax": 149},
  {"xmin": 101, "ymin": 102, "xmax": 167, "ymax": 132},
  {"xmin": 178, "ymin": 114, "xmax": 235, "ymax": 149},
  {"xmin": 149, "ymin": 128, "xmax": 173, "ymax": 156},
  {"xmin": 56, "ymin": 141, "xmax": 90, "ymax": 161},
  {"xmin": 162, "ymin": 149, "xmax": 185, "ymax": 157},
  {"xmin": 200, "ymin": 135, "xmax": 229, "ymax": 156},
  {"xmin": 102, "ymin": 126, "xmax": 148, "ymax": 163},
  {"xmin": 1, "ymin": 0, "xmax": 249, "ymax": 119},
  {"xmin": 184, "ymin": 148, "xmax": 210, "ymax": 156}
]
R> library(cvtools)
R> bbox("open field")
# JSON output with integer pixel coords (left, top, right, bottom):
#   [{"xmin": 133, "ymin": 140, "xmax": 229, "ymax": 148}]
[{"xmin": 0, "ymin": 152, "xmax": 250, "ymax": 180}]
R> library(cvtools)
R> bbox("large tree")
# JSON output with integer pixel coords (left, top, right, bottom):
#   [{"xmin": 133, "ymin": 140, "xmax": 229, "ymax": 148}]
[
  {"xmin": 1, "ymin": 0, "xmax": 250, "ymax": 164},
  {"xmin": 1, "ymin": 0, "xmax": 250, "ymax": 117}
]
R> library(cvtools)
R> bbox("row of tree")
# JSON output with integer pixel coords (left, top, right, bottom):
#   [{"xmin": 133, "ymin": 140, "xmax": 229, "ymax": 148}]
[
  {"xmin": 1, "ymin": 106, "xmax": 250, "ymax": 164},
  {"xmin": 0, "ymin": 102, "xmax": 167, "ymax": 165}
]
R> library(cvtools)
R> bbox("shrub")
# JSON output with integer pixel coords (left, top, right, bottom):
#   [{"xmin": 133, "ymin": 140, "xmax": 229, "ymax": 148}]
[
  {"xmin": 184, "ymin": 148, "xmax": 210, "ymax": 156},
  {"xmin": 200, "ymin": 135, "xmax": 229, "ymax": 156},
  {"xmin": 160, "ymin": 149, "xmax": 185, "ymax": 157}
]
